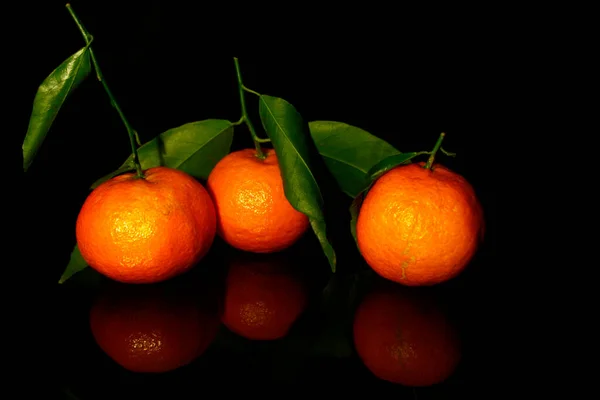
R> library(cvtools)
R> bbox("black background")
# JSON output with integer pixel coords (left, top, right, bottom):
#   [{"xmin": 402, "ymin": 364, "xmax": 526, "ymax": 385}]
[{"xmin": 15, "ymin": 1, "xmax": 500, "ymax": 397}]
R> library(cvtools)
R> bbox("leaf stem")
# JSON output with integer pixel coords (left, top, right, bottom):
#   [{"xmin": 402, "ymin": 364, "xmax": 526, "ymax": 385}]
[
  {"xmin": 65, "ymin": 3, "xmax": 144, "ymax": 179},
  {"xmin": 440, "ymin": 147, "xmax": 456, "ymax": 157},
  {"xmin": 242, "ymin": 86, "xmax": 262, "ymax": 97},
  {"xmin": 233, "ymin": 57, "xmax": 270, "ymax": 159},
  {"xmin": 424, "ymin": 132, "xmax": 446, "ymax": 170}
]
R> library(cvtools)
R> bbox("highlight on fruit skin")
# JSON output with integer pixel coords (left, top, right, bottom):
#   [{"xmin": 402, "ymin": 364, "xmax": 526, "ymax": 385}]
[
  {"xmin": 89, "ymin": 281, "xmax": 221, "ymax": 373},
  {"xmin": 356, "ymin": 161, "xmax": 485, "ymax": 286},
  {"xmin": 206, "ymin": 148, "xmax": 310, "ymax": 254},
  {"xmin": 220, "ymin": 251, "xmax": 309, "ymax": 341},
  {"xmin": 75, "ymin": 166, "xmax": 217, "ymax": 284},
  {"xmin": 352, "ymin": 282, "xmax": 461, "ymax": 387}
]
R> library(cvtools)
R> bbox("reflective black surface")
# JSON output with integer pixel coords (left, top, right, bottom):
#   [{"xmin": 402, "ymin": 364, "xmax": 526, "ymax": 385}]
[{"xmin": 51, "ymin": 228, "xmax": 496, "ymax": 397}]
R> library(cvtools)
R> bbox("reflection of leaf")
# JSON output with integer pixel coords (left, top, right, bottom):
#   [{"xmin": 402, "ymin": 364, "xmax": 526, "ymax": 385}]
[
  {"xmin": 212, "ymin": 325, "xmax": 248, "ymax": 353},
  {"xmin": 91, "ymin": 119, "xmax": 234, "ymax": 188},
  {"xmin": 62, "ymin": 387, "xmax": 81, "ymax": 400},
  {"xmin": 58, "ymin": 246, "xmax": 87, "ymax": 284},
  {"xmin": 23, "ymin": 46, "xmax": 92, "ymax": 171},
  {"xmin": 308, "ymin": 121, "xmax": 401, "ymax": 198},
  {"xmin": 258, "ymin": 95, "xmax": 336, "ymax": 272},
  {"xmin": 309, "ymin": 275, "xmax": 359, "ymax": 359}
]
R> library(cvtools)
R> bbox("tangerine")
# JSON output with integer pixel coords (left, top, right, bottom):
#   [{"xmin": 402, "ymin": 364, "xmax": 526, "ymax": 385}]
[
  {"xmin": 356, "ymin": 161, "xmax": 484, "ymax": 286},
  {"xmin": 76, "ymin": 166, "xmax": 216, "ymax": 284},
  {"xmin": 206, "ymin": 148, "xmax": 309, "ymax": 253}
]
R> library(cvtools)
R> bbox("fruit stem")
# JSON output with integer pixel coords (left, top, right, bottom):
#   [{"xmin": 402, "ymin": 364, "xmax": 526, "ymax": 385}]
[
  {"xmin": 424, "ymin": 132, "xmax": 446, "ymax": 170},
  {"xmin": 233, "ymin": 57, "xmax": 270, "ymax": 160},
  {"xmin": 66, "ymin": 3, "xmax": 144, "ymax": 179}
]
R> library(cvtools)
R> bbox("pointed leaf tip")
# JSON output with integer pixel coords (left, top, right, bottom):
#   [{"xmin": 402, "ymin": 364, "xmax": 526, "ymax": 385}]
[{"xmin": 59, "ymin": 245, "xmax": 88, "ymax": 284}]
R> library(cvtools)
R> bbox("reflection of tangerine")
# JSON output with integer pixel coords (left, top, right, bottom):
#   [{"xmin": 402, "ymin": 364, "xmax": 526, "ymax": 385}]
[
  {"xmin": 356, "ymin": 162, "xmax": 484, "ymax": 286},
  {"xmin": 353, "ymin": 284, "xmax": 461, "ymax": 387},
  {"xmin": 76, "ymin": 167, "xmax": 216, "ymax": 284},
  {"xmin": 206, "ymin": 148, "xmax": 310, "ymax": 253},
  {"xmin": 221, "ymin": 253, "xmax": 308, "ymax": 340},
  {"xmin": 89, "ymin": 283, "xmax": 220, "ymax": 373}
]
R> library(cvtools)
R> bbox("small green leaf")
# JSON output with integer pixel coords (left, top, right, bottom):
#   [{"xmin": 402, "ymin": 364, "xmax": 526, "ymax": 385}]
[
  {"xmin": 349, "ymin": 152, "xmax": 424, "ymax": 245},
  {"xmin": 58, "ymin": 245, "xmax": 88, "ymax": 284},
  {"xmin": 23, "ymin": 46, "xmax": 92, "ymax": 172},
  {"xmin": 258, "ymin": 95, "xmax": 336, "ymax": 272},
  {"xmin": 308, "ymin": 121, "xmax": 401, "ymax": 198},
  {"xmin": 91, "ymin": 119, "xmax": 234, "ymax": 189},
  {"xmin": 367, "ymin": 152, "xmax": 425, "ymax": 182}
]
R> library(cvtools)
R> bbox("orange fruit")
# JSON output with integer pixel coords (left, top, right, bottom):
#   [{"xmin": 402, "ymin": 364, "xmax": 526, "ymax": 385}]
[
  {"xmin": 206, "ymin": 148, "xmax": 309, "ymax": 253},
  {"xmin": 353, "ymin": 284, "xmax": 461, "ymax": 387},
  {"xmin": 356, "ymin": 161, "xmax": 484, "ymax": 286},
  {"xmin": 89, "ymin": 283, "xmax": 221, "ymax": 373},
  {"xmin": 76, "ymin": 166, "xmax": 216, "ymax": 284},
  {"xmin": 220, "ymin": 252, "xmax": 308, "ymax": 340}
]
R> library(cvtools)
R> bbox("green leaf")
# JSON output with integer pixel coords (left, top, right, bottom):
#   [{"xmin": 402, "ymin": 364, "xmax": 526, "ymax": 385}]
[
  {"xmin": 308, "ymin": 121, "xmax": 401, "ymax": 198},
  {"xmin": 258, "ymin": 95, "xmax": 336, "ymax": 272},
  {"xmin": 367, "ymin": 151, "xmax": 425, "ymax": 181},
  {"xmin": 91, "ymin": 119, "xmax": 234, "ymax": 189},
  {"xmin": 23, "ymin": 46, "xmax": 92, "ymax": 171},
  {"xmin": 58, "ymin": 245, "xmax": 88, "ymax": 284},
  {"xmin": 349, "ymin": 151, "xmax": 424, "ymax": 245}
]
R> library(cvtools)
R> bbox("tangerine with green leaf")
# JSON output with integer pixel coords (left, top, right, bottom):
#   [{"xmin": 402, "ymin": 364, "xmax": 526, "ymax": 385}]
[
  {"xmin": 356, "ymin": 135, "xmax": 484, "ymax": 286},
  {"xmin": 206, "ymin": 148, "xmax": 310, "ymax": 253}
]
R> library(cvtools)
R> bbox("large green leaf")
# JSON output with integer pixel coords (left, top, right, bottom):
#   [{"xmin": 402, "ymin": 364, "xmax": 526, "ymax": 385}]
[
  {"xmin": 308, "ymin": 121, "xmax": 401, "ymax": 198},
  {"xmin": 258, "ymin": 95, "xmax": 336, "ymax": 272},
  {"xmin": 349, "ymin": 152, "xmax": 424, "ymax": 244},
  {"xmin": 23, "ymin": 46, "xmax": 92, "ymax": 171},
  {"xmin": 91, "ymin": 119, "xmax": 234, "ymax": 188},
  {"xmin": 58, "ymin": 245, "xmax": 88, "ymax": 284}
]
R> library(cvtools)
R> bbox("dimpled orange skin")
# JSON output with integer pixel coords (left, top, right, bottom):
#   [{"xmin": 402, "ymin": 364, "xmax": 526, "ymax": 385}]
[
  {"xmin": 221, "ymin": 256, "xmax": 308, "ymax": 340},
  {"xmin": 76, "ymin": 167, "xmax": 216, "ymax": 284},
  {"xmin": 353, "ymin": 286, "xmax": 461, "ymax": 387},
  {"xmin": 89, "ymin": 287, "xmax": 220, "ymax": 373},
  {"xmin": 206, "ymin": 148, "xmax": 310, "ymax": 253},
  {"xmin": 356, "ymin": 161, "xmax": 484, "ymax": 286}
]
